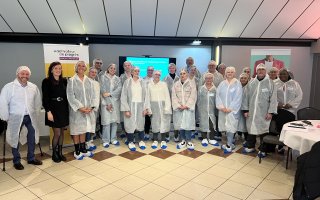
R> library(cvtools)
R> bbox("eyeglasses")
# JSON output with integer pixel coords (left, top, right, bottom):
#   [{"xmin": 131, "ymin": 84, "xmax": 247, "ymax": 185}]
[{"xmin": 96, "ymin": 62, "xmax": 103, "ymax": 64}]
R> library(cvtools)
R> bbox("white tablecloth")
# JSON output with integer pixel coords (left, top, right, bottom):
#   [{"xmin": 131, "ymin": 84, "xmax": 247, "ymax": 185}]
[{"xmin": 279, "ymin": 120, "xmax": 320, "ymax": 154}]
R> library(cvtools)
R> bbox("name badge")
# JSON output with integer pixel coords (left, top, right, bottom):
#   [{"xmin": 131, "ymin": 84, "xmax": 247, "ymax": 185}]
[
  {"xmin": 261, "ymin": 88, "xmax": 269, "ymax": 92},
  {"xmin": 209, "ymin": 92, "xmax": 215, "ymax": 97}
]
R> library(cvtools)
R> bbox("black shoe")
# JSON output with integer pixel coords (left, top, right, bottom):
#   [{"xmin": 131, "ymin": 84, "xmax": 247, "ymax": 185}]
[
  {"xmin": 52, "ymin": 146, "xmax": 61, "ymax": 163},
  {"xmin": 27, "ymin": 159, "xmax": 42, "ymax": 165},
  {"xmin": 58, "ymin": 145, "xmax": 67, "ymax": 161},
  {"xmin": 14, "ymin": 163, "xmax": 24, "ymax": 170}
]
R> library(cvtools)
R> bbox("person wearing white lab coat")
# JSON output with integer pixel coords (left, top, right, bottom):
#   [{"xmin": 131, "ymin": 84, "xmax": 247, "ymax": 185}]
[
  {"xmin": 0, "ymin": 66, "xmax": 42, "ymax": 170},
  {"xmin": 183, "ymin": 57, "xmax": 201, "ymax": 80},
  {"xmin": 67, "ymin": 61, "xmax": 99, "ymax": 160},
  {"xmin": 172, "ymin": 69, "xmax": 197, "ymax": 150},
  {"xmin": 242, "ymin": 63, "xmax": 277, "ymax": 157},
  {"xmin": 237, "ymin": 73, "xmax": 250, "ymax": 146},
  {"xmin": 268, "ymin": 67, "xmax": 281, "ymax": 89},
  {"xmin": 143, "ymin": 66, "xmax": 154, "ymax": 140},
  {"xmin": 148, "ymin": 70, "xmax": 172, "ymax": 149},
  {"xmin": 216, "ymin": 66, "xmax": 243, "ymax": 153},
  {"xmin": 197, "ymin": 72, "xmax": 219, "ymax": 147},
  {"xmin": 163, "ymin": 63, "xmax": 179, "ymax": 141},
  {"xmin": 121, "ymin": 67, "xmax": 150, "ymax": 151},
  {"xmin": 199, "ymin": 60, "xmax": 224, "ymax": 88},
  {"xmin": 100, "ymin": 63, "xmax": 122, "ymax": 148},
  {"xmin": 85, "ymin": 67, "xmax": 100, "ymax": 151},
  {"xmin": 119, "ymin": 61, "xmax": 133, "ymax": 138}
]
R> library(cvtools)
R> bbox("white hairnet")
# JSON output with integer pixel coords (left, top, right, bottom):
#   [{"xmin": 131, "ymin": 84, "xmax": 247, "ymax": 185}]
[
  {"xmin": 256, "ymin": 63, "xmax": 266, "ymax": 72},
  {"xmin": 16, "ymin": 66, "xmax": 31, "ymax": 75}
]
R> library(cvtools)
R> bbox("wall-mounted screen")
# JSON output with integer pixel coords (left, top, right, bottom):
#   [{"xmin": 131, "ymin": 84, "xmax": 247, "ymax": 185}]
[{"xmin": 119, "ymin": 56, "xmax": 176, "ymax": 80}]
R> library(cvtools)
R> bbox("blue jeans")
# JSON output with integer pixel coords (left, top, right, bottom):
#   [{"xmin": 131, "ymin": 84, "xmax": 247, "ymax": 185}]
[
  {"xmin": 102, "ymin": 123, "xmax": 118, "ymax": 143},
  {"xmin": 12, "ymin": 115, "xmax": 35, "ymax": 164},
  {"xmin": 179, "ymin": 129, "xmax": 191, "ymax": 142}
]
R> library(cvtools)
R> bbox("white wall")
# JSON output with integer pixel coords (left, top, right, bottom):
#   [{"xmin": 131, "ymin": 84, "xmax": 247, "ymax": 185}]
[
  {"xmin": 89, "ymin": 44, "xmax": 212, "ymax": 74},
  {"xmin": 221, "ymin": 45, "xmax": 313, "ymax": 109}
]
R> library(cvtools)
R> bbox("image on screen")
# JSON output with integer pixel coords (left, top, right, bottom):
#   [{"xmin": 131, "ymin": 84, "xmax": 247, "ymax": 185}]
[{"xmin": 119, "ymin": 56, "xmax": 176, "ymax": 80}]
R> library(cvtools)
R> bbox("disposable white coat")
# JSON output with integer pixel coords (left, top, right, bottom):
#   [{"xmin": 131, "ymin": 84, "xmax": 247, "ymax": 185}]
[
  {"xmin": 199, "ymin": 71, "xmax": 224, "ymax": 88},
  {"xmin": 67, "ymin": 75, "xmax": 99, "ymax": 135},
  {"xmin": 119, "ymin": 73, "xmax": 131, "ymax": 123},
  {"xmin": 148, "ymin": 81, "xmax": 172, "ymax": 133},
  {"xmin": 237, "ymin": 85, "xmax": 248, "ymax": 132},
  {"xmin": 100, "ymin": 73, "xmax": 122, "ymax": 125},
  {"xmin": 163, "ymin": 74, "xmax": 179, "ymax": 96},
  {"xmin": 120, "ymin": 78, "xmax": 150, "ymax": 133},
  {"xmin": 216, "ymin": 79, "xmax": 243, "ymax": 133},
  {"xmin": 0, "ymin": 79, "xmax": 41, "ymax": 148},
  {"xmin": 197, "ymin": 84, "xmax": 216, "ymax": 132},
  {"xmin": 172, "ymin": 79, "xmax": 197, "ymax": 130},
  {"xmin": 242, "ymin": 76, "xmax": 278, "ymax": 135},
  {"xmin": 277, "ymin": 79, "xmax": 303, "ymax": 113}
]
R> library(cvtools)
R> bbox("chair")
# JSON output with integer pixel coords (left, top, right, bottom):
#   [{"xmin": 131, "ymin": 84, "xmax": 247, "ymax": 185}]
[
  {"xmin": 297, "ymin": 107, "xmax": 320, "ymax": 120},
  {"xmin": 259, "ymin": 120, "xmax": 292, "ymax": 169}
]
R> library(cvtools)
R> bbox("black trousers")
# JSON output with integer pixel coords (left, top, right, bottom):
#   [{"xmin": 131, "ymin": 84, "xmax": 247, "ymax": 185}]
[{"xmin": 144, "ymin": 115, "xmax": 151, "ymax": 134}]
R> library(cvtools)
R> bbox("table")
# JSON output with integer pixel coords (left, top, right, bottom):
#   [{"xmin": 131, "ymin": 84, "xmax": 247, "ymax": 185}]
[{"xmin": 279, "ymin": 120, "xmax": 320, "ymax": 154}]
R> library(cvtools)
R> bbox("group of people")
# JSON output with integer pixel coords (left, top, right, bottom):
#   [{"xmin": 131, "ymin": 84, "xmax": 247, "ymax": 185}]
[{"xmin": 0, "ymin": 56, "xmax": 303, "ymax": 170}]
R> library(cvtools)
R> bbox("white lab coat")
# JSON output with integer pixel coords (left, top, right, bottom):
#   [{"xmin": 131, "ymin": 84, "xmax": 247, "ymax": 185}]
[
  {"xmin": 172, "ymin": 79, "xmax": 197, "ymax": 130},
  {"xmin": 163, "ymin": 74, "xmax": 179, "ymax": 97},
  {"xmin": 216, "ymin": 78, "xmax": 243, "ymax": 133},
  {"xmin": 197, "ymin": 84, "xmax": 216, "ymax": 133},
  {"xmin": 242, "ymin": 75, "xmax": 278, "ymax": 135},
  {"xmin": 120, "ymin": 78, "xmax": 150, "ymax": 133},
  {"xmin": 148, "ymin": 81, "xmax": 172, "ymax": 133},
  {"xmin": 67, "ymin": 74, "xmax": 99, "ymax": 135},
  {"xmin": 199, "ymin": 71, "xmax": 224, "ymax": 88},
  {"xmin": 0, "ymin": 79, "xmax": 41, "ymax": 148},
  {"xmin": 237, "ymin": 85, "xmax": 248, "ymax": 132},
  {"xmin": 100, "ymin": 73, "xmax": 122, "ymax": 125},
  {"xmin": 277, "ymin": 79, "xmax": 303, "ymax": 114}
]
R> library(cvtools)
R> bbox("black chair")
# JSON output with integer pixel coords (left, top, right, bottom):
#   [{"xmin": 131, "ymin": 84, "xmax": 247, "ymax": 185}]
[
  {"xmin": 297, "ymin": 107, "xmax": 320, "ymax": 120},
  {"xmin": 259, "ymin": 120, "xmax": 292, "ymax": 169}
]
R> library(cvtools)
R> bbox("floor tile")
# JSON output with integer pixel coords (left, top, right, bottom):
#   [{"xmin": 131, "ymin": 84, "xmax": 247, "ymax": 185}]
[
  {"xmin": 249, "ymin": 157, "xmax": 279, "ymax": 170},
  {"xmin": 266, "ymin": 170, "xmax": 294, "ymax": 186},
  {"xmin": 162, "ymin": 192, "xmax": 191, "ymax": 200},
  {"xmin": 113, "ymin": 175, "xmax": 148, "ymax": 193},
  {"xmin": 87, "ymin": 184, "xmax": 128, "ymax": 200},
  {"xmin": 76, "ymin": 196, "xmax": 91, "ymax": 200},
  {"xmin": 68, "ymin": 157, "xmax": 99, "ymax": 168},
  {"xmin": 96, "ymin": 168, "xmax": 129, "ymax": 183},
  {"xmin": 204, "ymin": 190, "xmax": 240, "ymax": 200},
  {"xmin": 117, "ymin": 161, "xmax": 147, "ymax": 174},
  {"xmin": 257, "ymin": 179, "xmax": 293, "ymax": 199},
  {"xmin": 239, "ymin": 164, "xmax": 272, "ymax": 178},
  {"xmin": 120, "ymin": 194, "xmax": 142, "ymax": 200},
  {"xmin": 43, "ymin": 162, "xmax": 78, "ymax": 176},
  {"xmin": 40, "ymin": 187, "xmax": 84, "ymax": 200},
  {"xmin": 217, "ymin": 158, "xmax": 245, "ymax": 171},
  {"xmin": 153, "ymin": 174, "xmax": 188, "ymax": 191},
  {"xmin": 149, "ymin": 149, "xmax": 176, "ymax": 159},
  {"xmin": 56, "ymin": 169, "xmax": 92, "ymax": 185},
  {"xmin": 230, "ymin": 171, "xmax": 264, "ymax": 188},
  {"xmin": 217, "ymin": 180, "xmax": 255, "ymax": 200},
  {"xmin": 100, "ymin": 156, "xmax": 131, "ymax": 167},
  {"xmin": 106, "ymin": 146, "xmax": 131, "ymax": 155},
  {"xmin": 118, "ymin": 151, "xmax": 146, "ymax": 160},
  {"xmin": 63, "ymin": 152, "xmax": 77, "ymax": 162},
  {"xmin": 132, "ymin": 183, "xmax": 171, "ymax": 200},
  {"xmin": 92, "ymin": 151, "xmax": 116, "ymax": 161},
  {"xmin": 205, "ymin": 165, "xmax": 237, "ymax": 179},
  {"xmin": 0, "ymin": 188, "xmax": 37, "ymax": 200},
  {"xmin": 184, "ymin": 159, "xmax": 214, "ymax": 172},
  {"xmin": 70, "ymin": 176, "xmax": 109, "ymax": 195},
  {"xmin": 151, "ymin": 160, "xmax": 181, "ymax": 172},
  {"xmin": 207, "ymin": 148, "xmax": 232, "ymax": 158},
  {"xmin": 27, "ymin": 178, "xmax": 66, "ymax": 197},
  {"xmin": 5, "ymin": 163, "xmax": 41, "ymax": 178},
  {"xmin": 175, "ymin": 181, "xmax": 213, "ymax": 200},
  {"xmin": 0, "ymin": 172, "xmax": 14, "ymax": 183},
  {"xmin": 165, "ymin": 154, "xmax": 194, "ymax": 165},
  {"xmin": 133, "ymin": 167, "xmax": 166, "ymax": 182},
  {"xmin": 235, "ymin": 148, "xmax": 257, "ymax": 157},
  {"xmin": 134, "ymin": 155, "xmax": 162, "ymax": 166},
  {"xmin": 81, "ymin": 162, "xmax": 113, "ymax": 175},
  {"xmin": 169, "ymin": 166, "xmax": 201, "ymax": 180},
  {"xmin": 15, "ymin": 170, "xmax": 52, "ymax": 186},
  {"xmin": 195, "ymin": 153, "xmax": 224, "ymax": 165},
  {"xmin": 192, "ymin": 173, "xmax": 227, "ymax": 189},
  {"xmin": 226, "ymin": 153, "xmax": 254, "ymax": 165},
  {"xmin": 0, "ymin": 179, "xmax": 24, "ymax": 195},
  {"xmin": 179, "ymin": 149, "xmax": 204, "ymax": 159},
  {"xmin": 246, "ymin": 189, "xmax": 283, "ymax": 200}
]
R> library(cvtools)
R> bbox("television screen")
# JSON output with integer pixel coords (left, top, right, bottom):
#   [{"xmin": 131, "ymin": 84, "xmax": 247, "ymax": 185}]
[{"xmin": 119, "ymin": 56, "xmax": 176, "ymax": 80}]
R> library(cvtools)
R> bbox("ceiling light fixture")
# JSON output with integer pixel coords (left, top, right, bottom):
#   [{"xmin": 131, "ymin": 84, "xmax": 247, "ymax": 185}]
[{"xmin": 192, "ymin": 40, "xmax": 201, "ymax": 45}]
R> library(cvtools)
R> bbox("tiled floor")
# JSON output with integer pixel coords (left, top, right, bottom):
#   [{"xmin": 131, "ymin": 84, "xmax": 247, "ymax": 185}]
[{"xmin": 0, "ymin": 134, "xmax": 296, "ymax": 200}]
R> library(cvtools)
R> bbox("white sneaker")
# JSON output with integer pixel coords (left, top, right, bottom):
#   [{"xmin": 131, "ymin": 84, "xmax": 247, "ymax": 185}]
[
  {"xmin": 201, "ymin": 139, "xmax": 209, "ymax": 147},
  {"xmin": 151, "ymin": 141, "xmax": 158, "ymax": 149},
  {"xmin": 74, "ymin": 152, "xmax": 84, "ymax": 160},
  {"xmin": 128, "ymin": 142, "xmax": 136, "ymax": 151},
  {"xmin": 187, "ymin": 142, "xmax": 195, "ymax": 150},
  {"xmin": 221, "ymin": 144, "xmax": 234, "ymax": 153},
  {"xmin": 209, "ymin": 139, "xmax": 219, "ymax": 146},
  {"xmin": 86, "ymin": 140, "xmax": 96, "ymax": 151},
  {"xmin": 242, "ymin": 147, "xmax": 255, "ymax": 153},
  {"xmin": 160, "ymin": 141, "xmax": 167, "ymax": 149},
  {"xmin": 177, "ymin": 140, "xmax": 186, "ymax": 149},
  {"xmin": 103, "ymin": 142, "xmax": 110, "ymax": 148},
  {"xmin": 139, "ymin": 141, "xmax": 146, "ymax": 150},
  {"xmin": 82, "ymin": 151, "xmax": 94, "ymax": 157},
  {"xmin": 112, "ymin": 140, "xmax": 120, "ymax": 146}
]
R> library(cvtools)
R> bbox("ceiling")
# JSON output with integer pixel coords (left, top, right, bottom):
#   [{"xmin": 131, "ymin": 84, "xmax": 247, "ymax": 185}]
[{"xmin": 0, "ymin": 0, "xmax": 320, "ymax": 40}]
